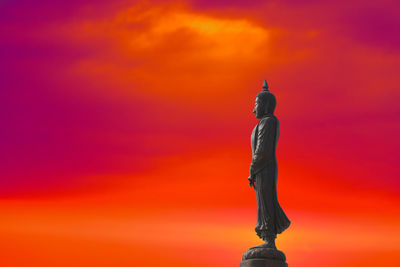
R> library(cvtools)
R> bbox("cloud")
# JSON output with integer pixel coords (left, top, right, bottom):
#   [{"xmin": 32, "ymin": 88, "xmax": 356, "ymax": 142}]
[
  {"xmin": 343, "ymin": 6, "xmax": 400, "ymax": 51},
  {"xmin": 64, "ymin": 3, "xmax": 271, "ymax": 101}
]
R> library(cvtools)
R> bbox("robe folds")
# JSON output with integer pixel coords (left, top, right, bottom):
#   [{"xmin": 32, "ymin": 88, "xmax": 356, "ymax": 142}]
[{"xmin": 250, "ymin": 114, "xmax": 290, "ymax": 240}]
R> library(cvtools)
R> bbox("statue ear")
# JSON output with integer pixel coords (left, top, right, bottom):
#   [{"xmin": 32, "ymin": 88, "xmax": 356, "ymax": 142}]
[{"xmin": 264, "ymin": 100, "xmax": 269, "ymax": 113}]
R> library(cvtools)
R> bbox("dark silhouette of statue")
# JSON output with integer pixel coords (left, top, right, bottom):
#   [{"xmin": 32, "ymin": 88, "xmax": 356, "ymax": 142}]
[{"xmin": 240, "ymin": 80, "xmax": 290, "ymax": 267}]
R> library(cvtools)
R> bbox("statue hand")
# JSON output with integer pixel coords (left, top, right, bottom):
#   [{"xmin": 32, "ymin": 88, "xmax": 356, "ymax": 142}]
[{"xmin": 248, "ymin": 175, "xmax": 256, "ymax": 190}]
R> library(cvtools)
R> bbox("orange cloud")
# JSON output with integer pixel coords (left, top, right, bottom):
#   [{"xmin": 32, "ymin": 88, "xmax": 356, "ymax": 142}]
[{"xmin": 65, "ymin": 2, "xmax": 271, "ymax": 103}]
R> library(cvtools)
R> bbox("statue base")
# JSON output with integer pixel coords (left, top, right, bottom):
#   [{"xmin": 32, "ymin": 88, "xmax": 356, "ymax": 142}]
[
  {"xmin": 240, "ymin": 258, "xmax": 288, "ymax": 267},
  {"xmin": 239, "ymin": 247, "xmax": 288, "ymax": 267}
]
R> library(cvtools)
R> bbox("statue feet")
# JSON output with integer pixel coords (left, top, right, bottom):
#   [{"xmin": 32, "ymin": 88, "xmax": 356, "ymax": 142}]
[{"xmin": 251, "ymin": 239, "xmax": 276, "ymax": 250}]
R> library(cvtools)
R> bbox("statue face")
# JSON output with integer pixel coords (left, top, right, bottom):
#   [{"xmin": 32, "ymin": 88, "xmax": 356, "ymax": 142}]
[{"xmin": 253, "ymin": 96, "xmax": 265, "ymax": 119}]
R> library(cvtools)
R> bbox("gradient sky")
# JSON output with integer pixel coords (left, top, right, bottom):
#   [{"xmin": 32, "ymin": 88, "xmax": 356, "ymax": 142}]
[{"xmin": 1, "ymin": 0, "xmax": 399, "ymax": 266}]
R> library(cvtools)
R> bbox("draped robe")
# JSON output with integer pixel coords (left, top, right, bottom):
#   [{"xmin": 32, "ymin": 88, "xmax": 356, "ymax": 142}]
[{"xmin": 250, "ymin": 114, "xmax": 290, "ymax": 240}]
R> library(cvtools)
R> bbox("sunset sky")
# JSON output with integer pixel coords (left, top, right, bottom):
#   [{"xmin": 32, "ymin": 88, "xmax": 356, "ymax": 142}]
[{"xmin": 1, "ymin": 0, "xmax": 399, "ymax": 266}]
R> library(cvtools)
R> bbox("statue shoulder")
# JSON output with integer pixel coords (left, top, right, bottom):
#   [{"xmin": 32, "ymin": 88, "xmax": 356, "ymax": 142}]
[
  {"xmin": 257, "ymin": 117, "xmax": 277, "ymax": 134},
  {"xmin": 259, "ymin": 116, "xmax": 277, "ymax": 128}
]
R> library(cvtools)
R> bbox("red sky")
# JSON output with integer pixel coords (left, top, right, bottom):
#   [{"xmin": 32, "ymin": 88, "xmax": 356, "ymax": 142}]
[{"xmin": 0, "ymin": 0, "xmax": 399, "ymax": 266}]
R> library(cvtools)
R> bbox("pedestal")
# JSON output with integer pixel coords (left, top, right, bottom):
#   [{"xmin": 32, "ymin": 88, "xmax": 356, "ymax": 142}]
[
  {"xmin": 239, "ymin": 247, "xmax": 288, "ymax": 267},
  {"xmin": 240, "ymin": 258, "xmax": 288, "ymax": 267}
]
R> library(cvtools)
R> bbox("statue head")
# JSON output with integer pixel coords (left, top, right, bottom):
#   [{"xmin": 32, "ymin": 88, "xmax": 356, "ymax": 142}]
[{"xmin": 253, "ymin": 79, "xmax": 276, "ymax": 119}]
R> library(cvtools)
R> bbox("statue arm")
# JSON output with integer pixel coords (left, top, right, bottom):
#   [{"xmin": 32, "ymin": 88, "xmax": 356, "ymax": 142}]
[{"xmin": 250, "ymin": 118, "xmax": 276, "ymax": 176}]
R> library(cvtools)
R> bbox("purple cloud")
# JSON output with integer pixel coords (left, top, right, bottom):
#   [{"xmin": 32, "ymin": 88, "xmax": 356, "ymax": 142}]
[{"xmin": 344, "ymin": 6, "xmax": 400, "ymax": 51}]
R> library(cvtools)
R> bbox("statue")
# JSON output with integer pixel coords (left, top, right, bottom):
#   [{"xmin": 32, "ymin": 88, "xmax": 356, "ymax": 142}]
[{"xmin": 240, "ymin": 80, "xmax": 291, "ymax": 267}]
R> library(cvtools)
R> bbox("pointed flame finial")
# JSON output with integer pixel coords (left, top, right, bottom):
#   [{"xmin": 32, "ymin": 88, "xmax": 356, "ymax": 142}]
[{"xmin": 262, "ymin": 79, "xmax": 269, "ymax": 91}]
